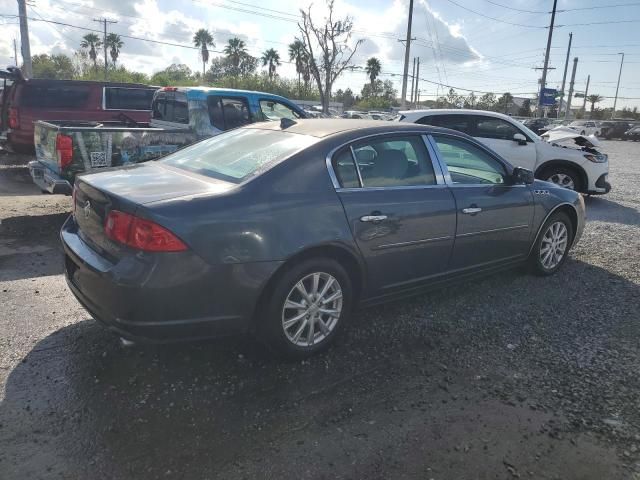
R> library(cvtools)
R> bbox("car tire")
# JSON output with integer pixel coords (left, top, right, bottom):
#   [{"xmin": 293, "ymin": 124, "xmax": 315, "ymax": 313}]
[
  {"xmin": 258, "ymin": 258, "xmax": 353, "ymax": 359},
  {"xmin": 540, "ymin": 166, "xmax": 583, "ymax": 192},
  {"xmin": 529, "ymin": 211, "xmax": 574, "ymax": 276}
]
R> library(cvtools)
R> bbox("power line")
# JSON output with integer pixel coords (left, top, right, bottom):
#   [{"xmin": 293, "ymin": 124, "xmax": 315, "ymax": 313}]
[{"xmin": 481, "ymin": 0, "xmax": 547, "ymax": 14}]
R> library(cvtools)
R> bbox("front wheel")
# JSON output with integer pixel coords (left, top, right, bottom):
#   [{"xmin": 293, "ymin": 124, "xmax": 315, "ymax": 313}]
[
  {"xmin": 258, "ymin": 258, "xmax": 353, "ymax": 359},
  {"xmin": 541, "ymin": 166, "xmax": 583, "ymax": 192},
  {"xmin": 529, "ymin": 211, "xmax": 573, "ymax": 275}
]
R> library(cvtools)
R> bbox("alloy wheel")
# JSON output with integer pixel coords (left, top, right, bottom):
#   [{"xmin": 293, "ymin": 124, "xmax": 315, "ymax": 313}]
[
  {"xmin": 281, "ymin": 272, "xmax": 343, "ymax": 347},
  {"xmin": 547, "ymin": 172, "xmax": 575, "ymax": 190},
  {"xmin": 539, "ymin": 221, "xmax": 569, "ymax": 270}
]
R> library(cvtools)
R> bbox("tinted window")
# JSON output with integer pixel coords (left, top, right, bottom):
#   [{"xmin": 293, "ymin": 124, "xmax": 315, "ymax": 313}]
[
  {"xmin": 151, "ymin": 92, "xmax": 166, "ymax": 119},
  {"xmin": 21, "ymin": 85, "xmax": 90, "ymax": 108},
  {"xmin": 332, "ymin": 148, "xmax": 360, "ymax": 188},
  {"xmin": 474, "ymin": 116, "xmax": 520, "ymax": 140},
  {"xmin": 162, "ymin": 128, "xmax": 317, "ymax": 183},
  {"xmin": 352, "ymin": 136, "xmax": 436, "ymax": 188},
  {"xmin": 259, "ymin": 100, "xmax": 302, "ymax": 121},
  {"xmin": 104, "ymin": 87, "xmax": 154, "ymax": 110},
  {"xmin": 207, "ymin": 96, "xmax": 251, "ymax": 130},
  {"xmin": 433, "ymin": 135, "xmax": 506, "ymax": 185},
  {"xmin": 151, "ymin": 92, "xmax": 188, "ymax": 124},
  {"xmin": 416, "ymin": 114, "xmax": 472, "ymax": 135}
]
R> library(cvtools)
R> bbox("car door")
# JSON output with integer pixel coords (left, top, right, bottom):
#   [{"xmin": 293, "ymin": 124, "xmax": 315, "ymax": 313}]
[
  {"xmin": 429, "ymin": 133, "xmax": 534, "ymax": 271},
  {"xmin": 330, "ymin": 134, "xmax": 457, "ymax": 294},
  {"xmin": 471, "ymin": 115, "xmax": 538, "ymax": 171}
]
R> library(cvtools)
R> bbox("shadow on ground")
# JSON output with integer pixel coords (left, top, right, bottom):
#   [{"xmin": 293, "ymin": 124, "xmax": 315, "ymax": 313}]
[
  {"xmin": 1, "ymin": 259, "xmax": 636, "ymax": 479},
  {"xmin": 585, "ymin": 195, "xmax": 640, "ymax": 226}
]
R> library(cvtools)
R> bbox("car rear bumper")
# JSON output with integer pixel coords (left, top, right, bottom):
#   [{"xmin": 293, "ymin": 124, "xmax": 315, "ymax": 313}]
[
  {"xmin": 61, "ymin": 215, "xmax": 282, "ymax": 342},
  {"xmin": 28, "ymin": 160, "xmax": 73, "ymax": 195}
]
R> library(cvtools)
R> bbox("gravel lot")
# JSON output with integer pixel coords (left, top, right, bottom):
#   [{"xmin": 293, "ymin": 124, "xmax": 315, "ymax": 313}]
[{"xmin": 1, "ymin": 141, "xmax": 639, "ymax": 479}]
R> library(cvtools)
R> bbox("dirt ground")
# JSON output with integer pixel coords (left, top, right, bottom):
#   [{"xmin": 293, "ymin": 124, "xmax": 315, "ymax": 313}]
[{"xmin": 1, "ymin": 142, "xmax": 639, "ymax": 480}]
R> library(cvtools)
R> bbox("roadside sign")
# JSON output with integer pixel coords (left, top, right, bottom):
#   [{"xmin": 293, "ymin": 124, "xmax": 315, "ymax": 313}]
[{"xmin": 540, "ymin": 88, "xmax": 557, "ymax": 106}]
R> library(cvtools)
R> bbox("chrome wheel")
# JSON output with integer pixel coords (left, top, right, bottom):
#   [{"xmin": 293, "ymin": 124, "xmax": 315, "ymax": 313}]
[
  {"xmin": 547, "ymin": 172, "xmax": 575, "ymax": 190},
  {"xmin": 281, "ymin": 272, "xmax": 343, "ymax": 347},
  {"xmin": 540, "ymin": 221, "xmax": 568, "ymax": 270}
]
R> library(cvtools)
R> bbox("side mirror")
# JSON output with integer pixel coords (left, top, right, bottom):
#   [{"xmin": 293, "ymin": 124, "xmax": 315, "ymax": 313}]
[
  {"xmin": 512, "ymin": 166, "xmax": 535, "ymax": 185},
  {"xmin": 513, "ymin": 133, "xmax": 528, "ymax": 146}
]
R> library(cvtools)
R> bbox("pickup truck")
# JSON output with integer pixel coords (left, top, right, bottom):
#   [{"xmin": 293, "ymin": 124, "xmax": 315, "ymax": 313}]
[{"xmin": 28, "ymin": 86, "xmax": 307, "ymax": 194}]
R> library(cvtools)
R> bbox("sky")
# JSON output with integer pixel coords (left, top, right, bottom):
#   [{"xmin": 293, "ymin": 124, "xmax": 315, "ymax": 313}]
[{"xmin": 0, "ymin": 0, "xmax": 639, "ymax": 110}]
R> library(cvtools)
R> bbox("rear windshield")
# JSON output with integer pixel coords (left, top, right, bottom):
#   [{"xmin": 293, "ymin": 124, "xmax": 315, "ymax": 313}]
[
  {"xmin": 20, "ymin": 84, "xmax": 90, "ymax": 108},
  {"xmin": 161, "ymin": 128, "xmax": 317, "ymax": 183}
]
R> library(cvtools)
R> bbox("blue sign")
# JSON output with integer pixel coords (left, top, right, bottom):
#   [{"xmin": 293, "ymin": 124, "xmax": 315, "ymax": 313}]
[{"xmin": 540, "ymin": 88, "xmax": 557, "ymax": 106}]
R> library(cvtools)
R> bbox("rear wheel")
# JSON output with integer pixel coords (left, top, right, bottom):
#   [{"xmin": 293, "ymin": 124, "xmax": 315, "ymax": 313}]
[
  {"xmin": 541, "ymin": 166, "xmax": 583, "ymax": 192},
  {"xmin": 529, "ymin": 211, "xmax": 573, "ymax": 276},
  {"xmin": 258, "ymin": 258, "xmax": 353, "ymax": 359}
]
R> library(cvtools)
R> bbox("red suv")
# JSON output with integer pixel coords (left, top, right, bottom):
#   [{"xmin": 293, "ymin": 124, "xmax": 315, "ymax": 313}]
[{"xmin": 0, "ymin": 67, "xmax": 156, "ymax": 152}]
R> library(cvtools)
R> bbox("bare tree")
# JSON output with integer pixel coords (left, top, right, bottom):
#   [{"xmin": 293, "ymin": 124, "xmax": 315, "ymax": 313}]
[{"xmin": 298, "ymin": 0, "xmax": 363, "ymax": 113}]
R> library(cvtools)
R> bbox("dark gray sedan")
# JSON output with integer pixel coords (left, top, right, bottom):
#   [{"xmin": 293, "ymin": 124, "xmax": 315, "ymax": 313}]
[{"xmin": 62, "ymin": 120, "xmax": 585, "ymax": 358}]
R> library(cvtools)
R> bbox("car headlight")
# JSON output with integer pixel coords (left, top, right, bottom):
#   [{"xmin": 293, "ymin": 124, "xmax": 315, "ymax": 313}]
[{"xmin": 584, "ymin": 153, "xmax": 607, "ymax": 163}]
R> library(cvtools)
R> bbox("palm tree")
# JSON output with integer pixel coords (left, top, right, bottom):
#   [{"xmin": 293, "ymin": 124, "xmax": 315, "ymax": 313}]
[
  {"xmin": 193, "ymin": 28, "xmax": 215, "ymax": 77},
  {"xmin": 289, "ymin": 39, "xmax": 306, "ymax": 95},
  {"xmin": 261, "ymin": 48, "xmax": 281, "ymax": 81},
  {"xmin": 105, "ymin": 33, "xmax": 123, "ymax": 67},
  {"xmin": 224, "ymin": 37, "xmax": 248, "ymax": 76},
  {"xmin": 587, "ymin": 94, "xmax": 604, "ymax": 114},
  {"xmin": 80, "ymin": 33, "xmax": 102, "ymax": 70},
  {"xmin": 365, "ymin": 57, "xmax": 381, "ymax": 87}
]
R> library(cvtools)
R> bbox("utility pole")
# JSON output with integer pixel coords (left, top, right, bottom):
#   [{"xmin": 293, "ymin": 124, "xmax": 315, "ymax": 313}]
[
  {"xmin": 537, "ymin": 0, "xmax": 558, "ymax": 117},
  {"xmin": 612, "ymin": 52, "xmax": 624, "ymax": 119},
  {"xmin": 413, "ymin": 57, "xmax": 420, "ymax": 108},
  {"xmin": 400, "ymin": 0, "xmax": 414, "ymax": 109},
  {"xmin": 94, "ymin": 17, "xmax": 117, "ymax": 80},
  {"xmin": 581, "ymin": 74, "xmax": 590, "ymax": 116},
  {"xmin": 410, "ymin": 58, "xmax": 416, "ymax": 106},
  {"xmin": 13, "ymin": 39, "xmax": 18, "ymax": 66},
  {"xmin": 558, "ymin": 32, "xmax": 572, "ymax": 118},
  {"xmin": 17, "ymin": 0, "xmax": 32, "ymax": 76},
  {"xmin": 564, "ymin": 57, "xmax": 578, "ymax": 120}
]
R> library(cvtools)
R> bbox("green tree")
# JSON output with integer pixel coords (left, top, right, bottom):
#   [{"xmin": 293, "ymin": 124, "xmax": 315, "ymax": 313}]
[
  {"xmin": 496, "ymin": 92, "xmax": 514, "ymax": 113},
  {"xmin": 31, "ymin": 54, "xmax": 76, "ymax": 79},
  {"xmin": 476, "ymin": 92, "xmax": 496, "ymax": 110},
  {"xmin": 224, "ymin": 37, "xmax": 248, "ymax": 77},
  {"xmin": 464, "ymin": 92, "xmax": 476, "ymax": 108},
  {"xmin": 193, "ymin": 29, "xmax": 215, "ymax": 77},
  {"xmin": 587, "ymin": 94, "xmax": 604, "ymax": 114},
  {"xmin": 105, "ymin": 33, "xmax": 123, "ymax": 67},
  {"xmin": 365, "ymin": 57, "xmax": 381, "ymax": 87},
  {"xmin": 289, "ymin": 39, "xmax": 307, "ymax": 96},
  {"xmin": 261, "ymin": 48, "xmax": 281, "ymax": 81},
  {"xmin": 80, "ymin": 33, "xmax": 102, "ymax": 70},
  {"xmin": 445, "ymin": 88, "xmax": 461, "ymax": 108},
  {"xmin": 150, "ymin": 63, "xmax": 196, "ymax": 86},
  {"xmin": 518, "ymin": 98, "xmax": 532, "ymax": 117}
]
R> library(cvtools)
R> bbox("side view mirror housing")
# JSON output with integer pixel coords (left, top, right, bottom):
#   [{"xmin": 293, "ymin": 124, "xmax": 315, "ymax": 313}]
[
  {"xmin": 513, "ymin": 133, "xmax": 528, "ymax": 146},
  {"xmin": 512, "ymin": 166, "xmax": 535, "ymax": 185}
]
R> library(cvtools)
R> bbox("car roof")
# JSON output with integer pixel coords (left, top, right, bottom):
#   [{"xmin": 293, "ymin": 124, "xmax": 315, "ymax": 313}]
[
  {"xmin": 173, "ymin": 86, "xmax": 291, "ymax": 100},
  {"xmin": 246, "ymin": 118, "xmax": 454, "ymax": 138},
  {"xmin": 400, "ymin": 108, "xmax": 519, "ymax": 121}
]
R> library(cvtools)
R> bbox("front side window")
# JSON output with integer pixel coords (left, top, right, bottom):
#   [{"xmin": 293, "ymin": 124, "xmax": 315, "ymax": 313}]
[
  {"xmin": 259, "ymin": 100, "xmax": 302, "ymax": 121},
  {"xmin": 351, "ymin": 136, "xmax": 436, "ymax": 188},
  {"xmin": 207, "ymin": 96, "xmax": 251, "ymax": 130},
  {"xmin": 474, "ymin": 116, "xmax": 521, "ymax": 141},
  {"xmin": 162, "ymin": 128, "xmax": 317, "ymax": 183},
  {"xmin": 432, "ymin": 135, "xmax": 506, "ymax": 185}
]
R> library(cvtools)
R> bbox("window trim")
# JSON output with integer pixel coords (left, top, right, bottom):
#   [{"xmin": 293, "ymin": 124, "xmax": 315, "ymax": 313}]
[
  {"xmin": 325, "ymin": 131, "xmax": 447, "ymax": 191},
  {"xmin": 426, "ymin": 132, "xmax": 522, "ymax": 188},
  {"xmin": 102, "ymin": 86, "xmax": 154, "ymax": 112}
]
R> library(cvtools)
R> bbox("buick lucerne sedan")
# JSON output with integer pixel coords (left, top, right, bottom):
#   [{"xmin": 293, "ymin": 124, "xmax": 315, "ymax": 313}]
[{"xmin": 62, "ymin": 119, "xmax": 585, "ymax": 358}]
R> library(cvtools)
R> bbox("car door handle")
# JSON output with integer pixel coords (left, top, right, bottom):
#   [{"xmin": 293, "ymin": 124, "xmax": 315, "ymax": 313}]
[
  {"xmin": 462, "ymin": 207, "xmax": 482, "ymax": 214},
  {"xmin": 360, "ymin": 215, "xmax": 387, "ymax": 222}
]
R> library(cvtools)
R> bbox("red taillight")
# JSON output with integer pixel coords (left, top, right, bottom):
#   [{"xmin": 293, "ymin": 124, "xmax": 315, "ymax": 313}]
[
  {"xmin": 8, "ymin": 107, "xmax": 19, "ymax": 129},
  {"xmin": 162, "ymin": 86, "xmax": 177, "ymax": 91},
  {"xmin": 56, "ymin": 134, "xmax": 73, "ymax": 169},
  {"xmin": 104, "ymin": 210, "xmax": 187, "ymax": 252}
]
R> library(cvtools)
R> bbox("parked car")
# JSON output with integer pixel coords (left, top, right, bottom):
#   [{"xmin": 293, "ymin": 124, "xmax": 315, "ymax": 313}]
[
  {"xmin": 624, "ymin": 125, "xmax": 640, "ymax": 141},
  {"xmin": 522, "ymin": 117, "xmax": 552, "ymax": 135},
  {"xmin": 600, "ymin": 121, "xmax": 633, "ymax": 140},
  {"xmin": 28, "ymin": 86, "xmax": 307, "ymax": 194},
  {"xmin": 342, "ymin": 110, "xmax": 371, "ymax": 119},
  {"xmin": 0, "ymin": 67, "xmax": 156, "ymax": 152},
  {"xmin": 62, "ymin": 119, "xmax": 585, "ymax": 357},
  {"xmin": 566, "ymin": 120, "xmax": 600, "ymax": 136},
  {"xmin": 399, "ymin": 109, "xmax": 610, "ymax": 194}
]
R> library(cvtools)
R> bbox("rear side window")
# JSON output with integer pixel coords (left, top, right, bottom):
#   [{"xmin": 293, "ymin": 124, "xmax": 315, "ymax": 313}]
[
  {"xmin": 151, "ymin": 92, "xmax": 188, "ymax": 124},
  {"xmin": 20, "ymin": 85, "xmax": 90, "ymax": 108},
  {"xmin": 104, "ymin": 87, "xmax": 154, "ymax": 110},
  {"xmin": 331, "ymin": 148, "xmax": 360, "ymax": 188},
  {"xmin": 207, "ymin": 96, "xmax": 251, "ymax": 130},
  {"xmin": 417, "ymin": 114, "xmax": 473, "ymax": 135}
]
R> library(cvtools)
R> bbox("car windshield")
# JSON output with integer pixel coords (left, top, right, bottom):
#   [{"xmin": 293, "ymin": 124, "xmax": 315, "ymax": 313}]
[{"xmin": 161, "ymin": 128, "xmax": 318, "ymax": 183}]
